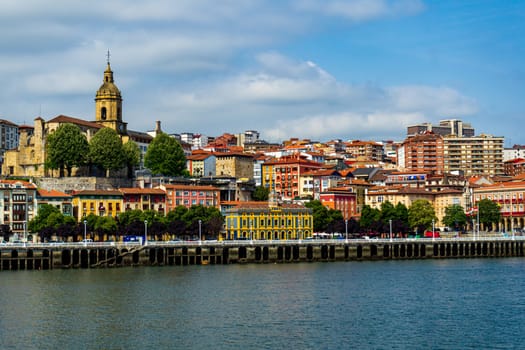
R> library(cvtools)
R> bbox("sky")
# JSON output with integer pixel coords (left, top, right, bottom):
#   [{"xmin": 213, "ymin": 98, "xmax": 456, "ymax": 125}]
[{"xmin": 0, "ymin": 0, "xmax": 524, "ymax": 145}]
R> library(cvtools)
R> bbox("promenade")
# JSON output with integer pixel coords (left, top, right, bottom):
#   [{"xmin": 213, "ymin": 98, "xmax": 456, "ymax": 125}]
[{"xmin": 1, "ymin": 235, "xmax": 524, "ymax": 271}]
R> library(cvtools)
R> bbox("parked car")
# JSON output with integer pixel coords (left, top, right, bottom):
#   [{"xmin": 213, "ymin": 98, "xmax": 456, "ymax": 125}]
[{"xmin": 424, "ymin": 231, "xmax": 440, "ymax": 238}]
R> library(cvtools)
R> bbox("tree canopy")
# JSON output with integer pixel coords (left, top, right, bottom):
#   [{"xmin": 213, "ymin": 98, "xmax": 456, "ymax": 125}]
[
  {"xmin": 408, "ymin": 199, "xmax": 437, "ymax": 233},
  {"xmin": 442, "ymin": 204, "xmax": 467, "ymax": 230},
  {"xmin": 305, "ymin": 200, "xmax": 343, "ymax": 232},
  {"xmin": 477, "ymin": 199, "xmax": 501, "ymax": 230},
  {"xmin": 252, "ymin": 186, "xmax": 270, "ymax": 201},
  {"xmin": 144, "ymin": 132, "xmax": 186, "ymax": 176},
  {"xmin": 88, "ymin": 127, "xmax": 126, "ymax": 176},
  {"xmin": 46, "ymin": 123, "xmax": 89, "ymax": 176},
  {"xmin": 123, "ymin": 140, "xmax": 141, "ymax": 178}
]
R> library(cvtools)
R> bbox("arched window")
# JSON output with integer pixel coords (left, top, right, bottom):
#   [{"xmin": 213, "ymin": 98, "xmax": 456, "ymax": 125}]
[{"xmin": 101, "ymin": 107, "xmax": 107, "ymax": 120}]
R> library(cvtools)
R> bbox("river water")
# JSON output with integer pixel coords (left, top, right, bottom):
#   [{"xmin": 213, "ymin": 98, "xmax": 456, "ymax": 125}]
[{"xmin": 1, "ymin": 259, "xmax": 524, "ymax": 349}]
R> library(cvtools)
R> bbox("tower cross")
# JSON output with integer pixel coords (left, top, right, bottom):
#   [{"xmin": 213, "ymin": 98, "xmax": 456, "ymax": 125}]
[{"xmin": 106, "ymin": 50, "xmax": 111, "ymax": 64}]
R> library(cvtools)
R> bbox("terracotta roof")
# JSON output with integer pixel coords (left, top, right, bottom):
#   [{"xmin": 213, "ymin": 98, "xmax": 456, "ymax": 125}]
[
  {"xmin": 37, "ymin": 189, "xmax": 71, "ymax": 198},
  {"xmin": 47, "ymin": 115, "xmax": 102, "ymax": 129},
  {"xmin": 222, "ymin": 201, "xmax": 309, "ymax": 210},
  {"xmin": 161, "ymin": 184, "xmax": 220, "ymax": 191},
  {"xmin": 187, "ymin": 154, "xmax": 212, "ymax": 161},
  {"xmin": 72, "ymin": 190, "xmax": 123, "ymax": 196},
  {"xmin": 119, "ymin": 188, "xmax": 166, "ymax": 195}
]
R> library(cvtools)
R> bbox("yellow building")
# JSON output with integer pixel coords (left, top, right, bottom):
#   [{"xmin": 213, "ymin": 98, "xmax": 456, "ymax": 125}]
[
  {"xmin": 223, "ymin": 202, "xmax": 313, "ymax": 240},
  {"xmin": 72, "ymin": 190, "xmax": 123, "ymax": 221},
  {"xmin": 366, "ymin": 186, "xmax": 465, "ymax": 228}
]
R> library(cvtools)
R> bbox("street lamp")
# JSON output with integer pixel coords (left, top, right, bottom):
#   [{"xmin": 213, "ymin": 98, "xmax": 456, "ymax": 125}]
[
  {"xmin": 389, "ymin": 219, "xmax": 393, "ymax": 242},
  {"xmin": 345, "ymin": 219, "xmax": 348, "ymax": 242},
  {"xmin": 198, "ymin": 219, "xmax": 202, "ymax": 242},
  {"xmin": 83, "ymin": 220, "xmax": 87, "ymax": 246},
  {"xmin": 144, "ymin": 220, "xmax": 148, "ymax": 246},
  {"xmin": 432, "ymin": 219, "xmax": 435, "ymax": 242}
]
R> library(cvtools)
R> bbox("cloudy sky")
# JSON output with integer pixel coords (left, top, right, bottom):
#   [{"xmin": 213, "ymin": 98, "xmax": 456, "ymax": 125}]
[{"xmin": 1, "ymin": 0, "xmax": 523, "ymax": 144}]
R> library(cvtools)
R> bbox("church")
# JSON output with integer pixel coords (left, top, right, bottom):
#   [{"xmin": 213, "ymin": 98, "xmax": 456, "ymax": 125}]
[{"xmin": 2, "ymin": 59, "xmax": 157, "ymax": 178}]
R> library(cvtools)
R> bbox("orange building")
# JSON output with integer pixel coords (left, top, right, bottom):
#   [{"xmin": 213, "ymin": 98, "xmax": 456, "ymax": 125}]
[{"xmin": 262, "ymin": 154, "xmax": 324, "ymax": 201}]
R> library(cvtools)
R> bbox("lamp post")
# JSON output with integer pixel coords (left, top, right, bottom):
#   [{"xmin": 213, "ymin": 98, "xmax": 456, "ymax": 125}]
[
  {"xmin": 389, "ymin": 219, "xmax": 393, "ymax": 242},
  {"xmin": 198, "ymin": 219, "xmax": 202, "ymax": 242},
  {"xmin": 144, "ymin": 220, "xmax": 148, "ymax": 246},
  {"xmin": 83, "ymin": 220, "xmax": 87, "ymax": 246},
  {"xmin": 345, "ymin": 219, "xmax": 348, "ymax": 242},
  {"xmin": 432, "ymin": 219, "xmax": 435, "ymax": 242}
]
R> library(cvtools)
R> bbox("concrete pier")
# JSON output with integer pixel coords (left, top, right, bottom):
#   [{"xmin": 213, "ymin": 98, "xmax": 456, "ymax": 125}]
[{"xmin": 1, "ymin": 238, "xmax": 524, "ymax": 271}]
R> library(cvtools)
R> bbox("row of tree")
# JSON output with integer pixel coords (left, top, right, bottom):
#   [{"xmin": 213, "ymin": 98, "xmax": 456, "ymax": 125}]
[
  {"xmin": 46, "ymin": 124, "xmax": 187, "ymax": 177},
  {"xmin": 28, "ymin": 204, "xmax": 223, "ymax": 242},
  {"xmin": 308, "ymin": 198, "xmax": 502, "ymax": 237}
]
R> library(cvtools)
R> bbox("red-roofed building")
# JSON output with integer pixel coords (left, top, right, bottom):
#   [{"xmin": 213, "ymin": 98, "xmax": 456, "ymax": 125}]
[
  {"xmin": 262, "ymin": 154, "xmax": 324, "ymax": 201},
  {"xmin": 319, "ymin": 188, "xmax": 357, "ymax": 220},
  {"xmin": 119, "ymin": 188, "xmax": 166, "ymax": 214},
  {"xmin": 504, "ymin": 158, "xmax": 525, "ymax": 177},
  {"xmin": 300, "ymin": 169, "xmax": 342, "ymax": 200},
  {"xmin": 159, "ymin": 184, "xmax": 220, "ymax": 211},
  {"xmin": 0, "ymin": 180, "xmax": 38, "ymax": 240},
  {"xmin": 37, "ymin": 189, "xmax": 73, "ymax": 218}
]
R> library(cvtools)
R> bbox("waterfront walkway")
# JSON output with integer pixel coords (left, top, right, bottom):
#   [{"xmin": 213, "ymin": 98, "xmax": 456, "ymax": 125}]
[{"xmin": 1, "ymin": 236, "xmax": 524, "ymax": 271}]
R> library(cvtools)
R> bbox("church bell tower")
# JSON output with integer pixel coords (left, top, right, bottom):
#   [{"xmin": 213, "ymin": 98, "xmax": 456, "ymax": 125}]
[{"xmin": 95, "ymin": 51, "xmax": 127, "ymax": 134}]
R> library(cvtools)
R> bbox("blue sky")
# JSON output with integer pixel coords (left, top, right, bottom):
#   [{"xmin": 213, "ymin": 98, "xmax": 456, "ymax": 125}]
[{"xmin": 0, "ymin": 0, "xmax": 523, "ymax": 145}]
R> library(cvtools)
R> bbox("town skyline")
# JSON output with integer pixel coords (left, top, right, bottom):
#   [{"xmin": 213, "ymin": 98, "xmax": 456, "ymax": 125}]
[{"xmin": 1, "ymin": 1, "xmax": 523, "ymax": 145}]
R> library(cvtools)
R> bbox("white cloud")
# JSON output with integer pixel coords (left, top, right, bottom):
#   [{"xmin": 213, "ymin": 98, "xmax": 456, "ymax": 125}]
[
  {"xmin": 0, "ymin": 0, "xmax": 485, "ymax": 144},
  {"xmin": 149, "ymin": 53, "xmax": 477, "ymax": 142}
]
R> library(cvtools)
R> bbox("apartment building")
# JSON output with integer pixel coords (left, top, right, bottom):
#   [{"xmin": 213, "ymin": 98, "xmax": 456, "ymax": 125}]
[
  {"xmin": 262, "ymin": 154, "xmax": 324, "ymax": 201},
  {"xmin": 407, "ymin": 119, "xmax": 475, "ymax": 137},
  {"xmin": 398, "ymin": 132, "xmax": 444, "ymax": 174},
  {"xmin": 160, "ymin": 184, "xmax": 220, "ymax": 211},
  {"xmin": 0, "ymin": 180, "xmax": 38, "ymax": 239},
  {"xmin": 443, "ymin": 134, "xmax": 504, "ymax": 176},
  {"xmin": 345, "ymin": 140, "xmax": 384, "ymax": 161}
]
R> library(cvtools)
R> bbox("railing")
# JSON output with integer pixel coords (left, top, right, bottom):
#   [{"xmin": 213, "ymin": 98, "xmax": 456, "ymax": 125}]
[{"xmin": 2, "ymin": 235, "xmax": 525, "ymax": 249}]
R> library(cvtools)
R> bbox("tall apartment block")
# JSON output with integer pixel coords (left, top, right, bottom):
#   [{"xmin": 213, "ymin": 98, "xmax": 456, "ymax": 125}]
[
  {"xmin": 443, "ymin": 134, "xmax": 504, "ymax": 176},
  {"xmin": 407, "ymin": 119, "xmax": 475, "ymax": 137}
]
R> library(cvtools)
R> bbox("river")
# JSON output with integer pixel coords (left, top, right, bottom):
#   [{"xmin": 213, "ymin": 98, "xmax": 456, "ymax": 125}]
[{"xmin": 1, "ymin": 259, "xmax": 524, "ymax": 349}]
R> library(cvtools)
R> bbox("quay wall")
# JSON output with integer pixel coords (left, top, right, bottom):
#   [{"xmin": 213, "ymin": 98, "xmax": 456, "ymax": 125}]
[{"xmin": 1, "ymin": 239, "xmax": 524, "ymax": 271}]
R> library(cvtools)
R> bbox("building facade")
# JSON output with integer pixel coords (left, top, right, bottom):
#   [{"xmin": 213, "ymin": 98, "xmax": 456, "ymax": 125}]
[
  {"xmin": 0, "ymin": 180, "xmax": 38, "ymax": 239},
  {"xmin": 398, "ymin": 132, "xmax": 444, "ymax": 174},
  {"xmin": 223, "ymin": 202, "xmax": 313, "ymax": 240},
  {"xmin": 443, "ymin": 134, "xmax": 504, "ymax": 176},
  {"xmin": 262, "ymin": 155, "xmax": 324, "ymax": 201},
  {"xmin": 160, "ymin": 184, "xmax": 220, "ymax": 211}
]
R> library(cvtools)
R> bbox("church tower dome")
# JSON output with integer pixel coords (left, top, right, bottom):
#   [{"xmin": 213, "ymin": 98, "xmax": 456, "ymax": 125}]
[{"xmin": 95, "ymin": 52, "xmax": 127, "ymax": 134}]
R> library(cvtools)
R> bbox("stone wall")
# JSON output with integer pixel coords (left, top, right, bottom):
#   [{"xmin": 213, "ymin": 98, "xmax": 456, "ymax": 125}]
[{"xmin": 36, "ymin": 177, "xmax": 133, "ymax": 193}]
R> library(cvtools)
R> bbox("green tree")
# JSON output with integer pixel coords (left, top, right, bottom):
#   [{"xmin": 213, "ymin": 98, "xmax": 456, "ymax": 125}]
[
  {"xmin": 408, "ymin": 199, "xmax": 437, "ymax": 232},
  {"xmin": 46, "ymin": 123, "xmax": 89, "ymax": 176},
  {"xmin": 144, "ymin": 132, "xmax": 186, "ymax": 176},
  {"xmin": 123, "ymin": 140, "xmax": 141, "ymax": 178},
  {"xmin": 478, "ymin": 199, "xmax": 501, "ymax": 230},
  {"xmin": 442, "ymin": 204, "xmax": 467, "ymax": 230},
  {"xmin": 380, "ymin": 201, "xmax": 396, "ymax": 222},
  {"xmin": 28, "ymin": 204, "xmax": 76, "ymax": 241},
  {"xmin": 304, "ymin": 200, "xmax": 342, "ymax": 232},
  {"xmin": 252, "ymin": 186, "xmax": 270, "ymax": 201},
  {"xmin": 359, "ymin": 205, "xmax": 381, "ymax": 231},
  {"xmin": 89, "ymin": 127, "xmax": 126, "ymax": 177},
  {"xmin": 305, "ymin": 200, "xmax": 330, "ymax": 232},
  {"xmin": 28, "ymin": 204, "xmax": 61, "ymax": 233}
]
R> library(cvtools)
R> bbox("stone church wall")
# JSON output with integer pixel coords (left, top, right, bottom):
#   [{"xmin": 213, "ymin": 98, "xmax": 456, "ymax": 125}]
[{"xmin": 36, "ymin": 177, "xmax": 132, "ymax": 193}]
